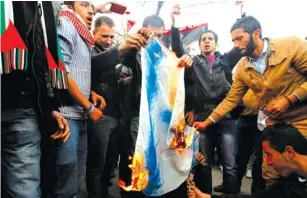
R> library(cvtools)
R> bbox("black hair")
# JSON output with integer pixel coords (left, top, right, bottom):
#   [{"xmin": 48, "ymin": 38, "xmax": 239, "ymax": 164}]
[
  {"xmin": 261, "ymin": 123, "xmax": 307, "ymax": 155},
  {"xmin": 230, "ymin": 16, "xmax": 262, "ymax": 38},
  {"xmin": 64, "ymin": 1, "xmax": 75, "ymax": 7},
  {"xmin": 198, "ymin": 30, "xmax": 218, "ymax": 45},
  {"xmin": 142, "ymin": 15, "xmax": 165, "ymax": 29},
  {"xmin": 94, "ymin": 16, "xmax": 115, "ymax": 30}
]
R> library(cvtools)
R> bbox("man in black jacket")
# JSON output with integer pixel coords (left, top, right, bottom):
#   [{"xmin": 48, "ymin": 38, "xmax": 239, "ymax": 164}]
[
  {"xmin": 86, "ymin": 15, "xmax": 121, "ymax": 198},
  {"xmin": 1, "ymin": 2, "xmax": 70, "ymax": 198},
  {"xmin": 188, "ymin": 30, "xmax": 239, "ymax": 195},
  {"xmin": 171, "ymin": 25, "xmax": 242, "ymax": 195},
  {"xmin": 119, "ymin": 14, "xmax": 193, "ymax": 198},
  {"xmin": 87, "ymin": 15, "xmax": 154, "ymax": 198}
]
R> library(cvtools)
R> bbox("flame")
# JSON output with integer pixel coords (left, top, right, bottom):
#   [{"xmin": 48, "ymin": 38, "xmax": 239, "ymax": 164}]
[
  {"xmin": 169, "ymin": 118, "xmax": 196, "ymax": 155},
  {"xmin": 166, "ymin": 51, "xmax": 196, "ymax": 154},
  {"xmin": 119, "ymin": 151, "xmax": 149, "ymax": 191},
  {"xmin": 119, "ymin": 50, "xmax": 192, "ymax": 191}
]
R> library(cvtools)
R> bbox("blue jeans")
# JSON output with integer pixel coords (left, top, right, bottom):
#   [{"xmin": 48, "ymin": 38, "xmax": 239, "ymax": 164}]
[
  {"xmin": 235, "ymin": 115, "xmax": 265, "ymax": 193},
  {"xmin": 43, "ymin": 119, "xmax": 87, "ymax": 198},
  {"xmin": 1, "ymin": 108, "xmax": 41, "ymax": 198},
  {"xmin": 86, "ymin": 116, "xmax": 119, "ymax": 198},
  {"xmin": 194, "ymin": 114, "xmax": 237, "ymax": 194}
]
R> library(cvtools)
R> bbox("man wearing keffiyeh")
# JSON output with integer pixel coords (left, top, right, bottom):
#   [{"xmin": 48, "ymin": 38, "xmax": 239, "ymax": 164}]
[
  {"xmin": 41, "ymin": 1, "xmax": 103, "ymax": 197},
  {"xmin": 41, "ymin": 1, "xmax": 152, "ymax": 197},
  {"xmin": 1, "ymin": 1, "xmax": 70, "ymax": 198}
]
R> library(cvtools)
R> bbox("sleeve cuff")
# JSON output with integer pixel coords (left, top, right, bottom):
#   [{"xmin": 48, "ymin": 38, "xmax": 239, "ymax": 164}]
[
  {"xmin": 291, "ymin": 93, "xmax": 301, "ymax": 101},
  {"xmin": 210, "ymin": 111, "xmax": 223, "ymax": 122},
  {"xmin": 292, "ymin": 87, "xmax": 307, "ymax": 101}
]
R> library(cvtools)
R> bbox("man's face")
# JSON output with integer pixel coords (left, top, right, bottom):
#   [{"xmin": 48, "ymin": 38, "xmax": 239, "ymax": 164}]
[
  {"xmin": 71, "ymin": 1, "xmax": 94, "ymax": 29},
  {"xmin": 147, "ymin": 25, "xmax": 164, "ymax": 43},
  {"xmin": 199, "ymin": 32, "xmax": 217, "ymax": 55},
  {"xmin": 262, "ymin": 141, "xmax": 297, "ymax": 177},
  {"xmin": 93, "ymin": 25, "xmax": 115, "ymax": 50},
  {"xmin": 231, "ymin": 28, "xmax": 256, "ymax": 56}
]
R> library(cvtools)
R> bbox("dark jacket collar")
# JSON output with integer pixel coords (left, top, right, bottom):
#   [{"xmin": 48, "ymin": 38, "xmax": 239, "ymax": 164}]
[
  {"xmin": 197, "ymin": 51, "xmax": 222, "ymax": 58},
  {"xmin": 93, "ymin": 45, "xmax": 105, "ymax": 52}
]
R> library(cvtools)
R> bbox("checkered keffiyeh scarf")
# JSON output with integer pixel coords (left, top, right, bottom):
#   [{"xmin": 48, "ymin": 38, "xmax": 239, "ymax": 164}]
[{"xmin": 59, "ymin": 8, "xmax": 95, "ymax": 48}]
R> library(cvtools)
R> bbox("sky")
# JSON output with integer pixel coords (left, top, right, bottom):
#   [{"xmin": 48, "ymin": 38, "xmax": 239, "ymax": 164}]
[{"xmin": 94, "ymin": 0, "xmax": 307, "ymax": 53}]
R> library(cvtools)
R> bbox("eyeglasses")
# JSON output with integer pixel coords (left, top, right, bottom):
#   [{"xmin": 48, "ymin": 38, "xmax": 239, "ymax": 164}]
[{"xmin": 101, "ymin": 35, "xmax": 115, "ymax": 39}]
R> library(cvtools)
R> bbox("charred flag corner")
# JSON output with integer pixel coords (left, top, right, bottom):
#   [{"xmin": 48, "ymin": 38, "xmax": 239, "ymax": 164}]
[{"xmin": 120, "ymin": 39, "xmax": 200, "ymax": 196}]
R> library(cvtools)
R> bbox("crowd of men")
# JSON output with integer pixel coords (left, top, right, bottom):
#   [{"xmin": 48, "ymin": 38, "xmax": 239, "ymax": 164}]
[{"xmin": 1, "ymin": 1, "xmax": 307, "ymax": 198}]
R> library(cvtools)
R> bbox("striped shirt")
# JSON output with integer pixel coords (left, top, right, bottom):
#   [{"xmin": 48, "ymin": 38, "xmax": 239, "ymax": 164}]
[{"xmin": 57, "ymin": 17, "xmax": 91, "ymax": 120}]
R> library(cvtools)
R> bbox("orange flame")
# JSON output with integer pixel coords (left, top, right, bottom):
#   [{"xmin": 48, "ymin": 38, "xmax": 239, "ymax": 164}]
[
  {"xmin": 169, "ymin": 118, "xmax": 196, "ymax": 155},
  {"xmin": 120, "ymin": 51, "xmax": 191, "ymax": 191},
  {"xmin": 119, "ymin": 151, "xmax": 149, "ymax": 191}
]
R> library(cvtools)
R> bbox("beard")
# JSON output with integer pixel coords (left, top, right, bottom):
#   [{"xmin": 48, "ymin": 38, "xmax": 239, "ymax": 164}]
[{"xmin": 239, "ymin": 35, "xmax": 256, "ymax": 57}]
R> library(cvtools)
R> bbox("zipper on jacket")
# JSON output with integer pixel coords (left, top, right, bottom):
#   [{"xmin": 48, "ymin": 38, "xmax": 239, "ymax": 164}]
[
  {"xmin": 31, "ymin": 3, "xmax": 44, "ymax": 115},
  {"xmin": 210, "ymin": 66, "xmax": 214, "ymax": 99},
  {"xmin": 37, "ymin": 3, "xmax": 42, "ymax": 16}
]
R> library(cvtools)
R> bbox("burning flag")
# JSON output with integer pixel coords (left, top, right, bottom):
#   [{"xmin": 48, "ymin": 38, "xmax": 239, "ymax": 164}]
[{"xmin": 119, "ymin": 39, "xmax": 199, "ymax": 196}]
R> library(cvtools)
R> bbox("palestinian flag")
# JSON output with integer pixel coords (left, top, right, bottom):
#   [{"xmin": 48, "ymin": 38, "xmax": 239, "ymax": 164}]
[
  {"xmin": 163, "ymin": 23, "xmax": 208, "ymax": 49},
  {"xmin": 40, "ymin": 1, "xmax": 68, "ymax": 89},
  {"xmin": 0, "ymin": 1, "xmax": 68, "ymax": 89},
  {"xmin": 0, "ymin": 1, "xmax": 28, "ymax": 74}
]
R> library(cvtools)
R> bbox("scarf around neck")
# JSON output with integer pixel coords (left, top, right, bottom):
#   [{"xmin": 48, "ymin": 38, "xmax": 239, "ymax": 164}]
[
  {"xmin": 59, "ymin": 7, "xmax": 95, "ymax": 48},
  {"xmin": 205, "ymin": 54, "xmax": 215, "ymax": 68}
]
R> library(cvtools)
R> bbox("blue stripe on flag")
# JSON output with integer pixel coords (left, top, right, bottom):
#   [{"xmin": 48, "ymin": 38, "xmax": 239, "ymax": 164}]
[
  {"xmin": 161, "ymin": 110, "xmax": 172, "ymax": 124},
  {"xmin": 143, "ymin": 40, "xmax": 164, "ymax": 194}
]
